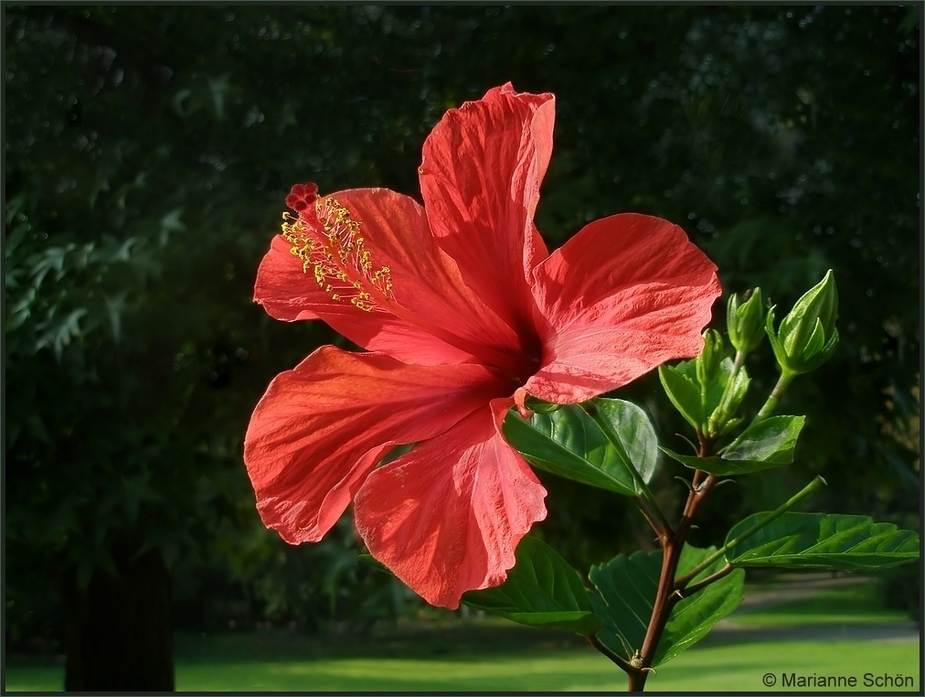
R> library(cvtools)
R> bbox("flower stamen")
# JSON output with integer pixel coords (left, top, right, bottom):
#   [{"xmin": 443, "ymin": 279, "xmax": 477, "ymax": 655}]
[{"xmin": 281, "ymin": 183, "xmax": 393, "ymax": 313}]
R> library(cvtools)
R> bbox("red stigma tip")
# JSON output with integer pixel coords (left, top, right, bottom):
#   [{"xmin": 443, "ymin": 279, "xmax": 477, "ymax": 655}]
[{"xmin": 287, "ymin": 183, "xmax": 320, "ymax": 213}]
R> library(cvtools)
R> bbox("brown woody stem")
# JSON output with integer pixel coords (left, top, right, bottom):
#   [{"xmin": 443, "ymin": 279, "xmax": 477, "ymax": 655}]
[{"xmin": 623, "ymin": 469, "xmax": 717, "ymax": 691}]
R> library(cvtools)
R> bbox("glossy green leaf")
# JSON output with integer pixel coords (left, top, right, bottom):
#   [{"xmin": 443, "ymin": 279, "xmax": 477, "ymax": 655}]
[
  {"xmin": 658, "ymin": 363, "xmax": 704, "ymax": 430},
  {"xmin": 503, "ymin": 398, "xmax": 656, "ymax": 497},
  {"xmin": 726, "ymin": 512, "xmax": 920, "ymax": 570},
  {"xmin": 589, "ymin": 545, "xmax": 744, "ymax": 667},
  {"xmin": 584, "ymin": 398, "xmax": 659, "ymax": 487},
  {"xmin": 725, "ymin": 415, "xmax": 805, "ymax": 461},
  {"xmin": 660, "ymin": 447, "xmax": 782, "ymax": 475},
  {"xmin": 462, "ymin": 537, "xmax": 603, "ymax": 636},
  {"xmin": 660, "ymin": 415, "xmax": 805, "ymax": 475}
]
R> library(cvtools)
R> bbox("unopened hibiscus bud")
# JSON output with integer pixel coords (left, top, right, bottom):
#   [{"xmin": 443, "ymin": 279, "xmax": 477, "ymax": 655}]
[
  {"xmin": 765, "ymin": 270, "xmax": 839, "ymax": 375},
  {"xmin": 696, "ymin": 329, "xmax": 725, "ymax": 386},
  {"xmin": 727, "ymin": 287, "xmax": 765, "ymax": 356}
]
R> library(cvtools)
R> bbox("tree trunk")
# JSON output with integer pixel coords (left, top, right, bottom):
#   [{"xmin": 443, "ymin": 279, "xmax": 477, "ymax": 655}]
[{"xmin": 64, "ymin": 542, "xmax": 174, "ymax": 691}]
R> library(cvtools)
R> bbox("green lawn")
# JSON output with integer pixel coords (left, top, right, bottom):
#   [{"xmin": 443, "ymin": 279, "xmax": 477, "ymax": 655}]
[
  {"xmin": 6, "ymin": 640, "xmax": 919, "ymax": 692},
  {"xmin": 728, "ymin": 582, "xmax": 911, "ymax": 627},
  {"xmin": 5, "ymin": 581, "xmax": 920, "ymax": 692}
]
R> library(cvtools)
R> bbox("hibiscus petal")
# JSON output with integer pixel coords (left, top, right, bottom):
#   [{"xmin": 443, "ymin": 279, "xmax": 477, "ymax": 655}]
[
  {"xmin": 254, "ymin": 188, "xmax": 523, "ymax": 368},
  {"xmin": 333, "ymin": 189, "xmax": 525, "ymax": 367},
  {"xmin": 254, "ymin": 234, "xmax": 326, "ymax": 322},
  {"xmin": 418, "ymin": 83, "xmax": 554, "ymax": 336},
  {"xmin": 354, "ymin": 398, "xmax": 548, "ymax": 609},
  {"xmin": 527, "ymin": 213, "xmax": 722, "ymax": 404},
  {"xmin": 243, "ymin": 346, "xmax": 506, "ymax": 544}
]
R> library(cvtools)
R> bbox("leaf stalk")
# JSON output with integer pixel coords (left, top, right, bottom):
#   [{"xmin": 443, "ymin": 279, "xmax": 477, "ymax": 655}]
[{"xmin": 753, "ymin": 369, "xmax": 795, "ymax": 423}]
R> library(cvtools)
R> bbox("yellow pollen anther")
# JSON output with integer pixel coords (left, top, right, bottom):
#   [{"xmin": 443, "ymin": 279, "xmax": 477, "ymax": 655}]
[{"xmin": 280, "ymin": 196, "xmax": 393, "ymax": 312}]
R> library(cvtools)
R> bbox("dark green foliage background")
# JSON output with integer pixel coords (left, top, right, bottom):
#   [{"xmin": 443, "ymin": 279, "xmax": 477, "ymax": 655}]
[{"xmin": 4, "ymin": 5, "xmax": 919, "ymax": 645}]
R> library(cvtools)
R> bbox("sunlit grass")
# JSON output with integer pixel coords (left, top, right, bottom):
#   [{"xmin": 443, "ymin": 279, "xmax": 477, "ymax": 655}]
[
  {"xmin": 5, "ymin": 640, "xmax": 919, "ymax": 692},
  {"xmin": 177, "ymin": 642, "xmax": 919, "ymax": 691},
  {"xmin": 638, "ymin": 641, "xmax": 919, "ymax": 693},
  {"xmin": 5, "ymin": 581, "xmax": 919, "ymax": 692}
]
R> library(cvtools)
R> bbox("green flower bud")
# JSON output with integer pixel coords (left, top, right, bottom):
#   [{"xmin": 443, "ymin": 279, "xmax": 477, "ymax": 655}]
[
  {"xmin": 727, "ymin": 287, "xmax": 765, "ymax": 356},
  {"xmin": 707, "ymin": 362, "xmax": 750, "ymax": 437},
  {"xmin": 696, "ymin": 329, "xmax": 725, "ymax": 386},
  {"xmin": 765, "ymin": 270, "xmax": 839, "ymax": 375}
]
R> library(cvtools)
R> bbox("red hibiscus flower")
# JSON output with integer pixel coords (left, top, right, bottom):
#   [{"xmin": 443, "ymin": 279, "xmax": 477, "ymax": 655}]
[{"xmin": 244, "ymin": 84, "xmax": 721, "ymax": 609}]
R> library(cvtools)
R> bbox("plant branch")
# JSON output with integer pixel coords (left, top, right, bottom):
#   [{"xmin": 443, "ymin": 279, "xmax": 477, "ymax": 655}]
[
  {"xmin": 675, "ymin": 475, "xmax": 827, "ymax": 588},
  {"xmin": 626, "ymin": 469, "xmax": 716, "ymax": 691},
  {"xmin": 587, "ymin": 635, "xmax": 633, "ymax": 673}
]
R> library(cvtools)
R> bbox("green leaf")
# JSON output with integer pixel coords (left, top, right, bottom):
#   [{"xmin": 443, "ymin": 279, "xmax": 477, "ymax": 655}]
[
  {"xmin": 658, "ymin": 363, "xmax": 704, "ymax": 430},
  {"xmin": 31, "ymin": 244, "xmax": 76, "ymax": 287},
  {"xmin": 724, "ymin": 415, "xmax": 805, "ymax": 462},
  {"xmin": 584, "ymin": 398, "xmax": 659, "ymax": 489},
  {"xmin": 726, "ymin": 512, "xmax": 920, "ymax": 570},
  {"xmin": 462, "ymin": 537, "xmax": 603, "ymax": 636},
  {"xmin": 504, "ymin": 403, "xmax": 639, "ymax": 496},
  {"xmin": 660, "ymin": 448, "xmax": 781, "ymax": 476},
  {"xmin": 660, "ymin": 415, "xmax": 805, "ymax": 475},
  {"xmin": 590, "ymin": 545, "xmax": 744, "ymax": 667},
  {"xmin": 35, "ymin": 308, "xmax": 89, "ymax": 359},
  {"xmin": 588, "ymin": 551, "xmax": 657, "ymax": 659}
]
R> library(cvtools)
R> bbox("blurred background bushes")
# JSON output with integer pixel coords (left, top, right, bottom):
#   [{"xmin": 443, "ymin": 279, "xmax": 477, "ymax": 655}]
[{"xmin": 4, "ymin": 2, "xmax": 919, "ymax": 676}]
